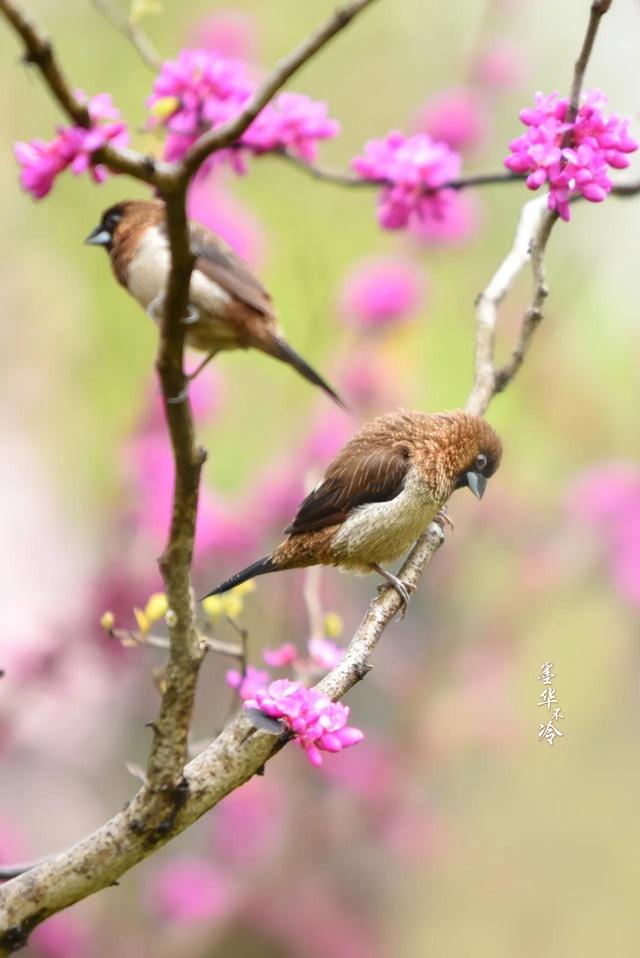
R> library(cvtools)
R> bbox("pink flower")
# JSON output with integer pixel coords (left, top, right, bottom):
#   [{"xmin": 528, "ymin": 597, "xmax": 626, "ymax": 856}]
[
  {"xmin": 14, "ymin": 91, "xmax": 128, "ymax": 199},
  {"xmin": 263, "ymin": 642, "xmax": 298, "ymax": 667},
  {"xmin": 352, "ymin": 130, "xmax": 461, "ymax": 229},
  {"xmin": 410, "ymin": 190, "xmax": 480, "ymax": 246},
  {"xmin": 226, "ymin": 664, "xmax": 271, "ymax": 701},
  {"xmin": 148, "ymin": 858, "xmax": 232, "ymax": 924},
  {"xmin": 246, "ymin": 679, "xmax": 364, "ymax": 766},
  {"xmin": 419, "ymin": 87, "xmax": 488, "ymax": 152},
  {"xmin": 505, "ymin": 89, "xmax": 638, "ymax": 221},
  {"xmin": 244, "ymin": 92, "xmax": 340, "ymax": 163},
  {"xmin": 339, "ymin": 257, "xmax": 426, "ymax": 330},
  {"xmin": 308, "ymin": 636, "xmax": 343, "ymax": 670},
  {"xmin": 148, "ymin": 50, "xmax": 339, "ymax": 170}
]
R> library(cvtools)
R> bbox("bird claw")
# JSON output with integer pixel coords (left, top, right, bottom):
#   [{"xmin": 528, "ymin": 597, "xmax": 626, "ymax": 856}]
[
  {"xmin": 147, "ymin": 297, "xmax": 199, "ymax": 327},
  {"xmin": 166, "ymin": 386, "xmax": 188, "ymax": 405},
  {"xmin": 374, "ymin": 565, "xmax": 415, "ymax": 619},
  {"xmin": 434, "ymin": 506, "xmax": 454, "ymax": 533},
  {"xmin": 181, "ymin": 305, "xmax": 199, "ymax": 325}
]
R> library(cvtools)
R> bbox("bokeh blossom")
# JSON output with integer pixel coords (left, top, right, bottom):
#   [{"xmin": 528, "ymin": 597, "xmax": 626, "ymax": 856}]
[
  {"xmin": 14, "ymin": 92, "xmax": 128, "ymax": 199},
  {"xmin": 504, "ymin": 89, "xmax": 638, "ymax": 220},
  {"xmin": 148, "ymin": 49, "xmax": 339, "ymax": 170},
  {"xmin": 226, "ymin": 664, "xmax": 271, "ymax": 701},
  {"xmin": 568, "ymin": 462, "xmax": 640, "ymax": 606},
  {"xmin": 473, "ymin": 40, "xmax": 525, "ymax": 89},
  {"xmin": 263, "ymin": 642, "xmax": 298, "ymax": 667},
  {"xmin": 187, "ymin": 174, "xmax": 266, "ymax": 267},
  {"xmin": 352, "ymin": 130, "xmax": 461, "ymax": 229},
  {"xmin": 246, "ymin": 679, "xmax": 364, "ymax": 766},
  {"xmin": 148, "ymin": 858, "xmax": 233, "ymax": 924},
  {"xmin": 308, "ymin": 636, "xmax": 343, "ymax": 671},
  {"xmin": 339, "ymin": 257, "xmax": 426, "ymax": 330},
  {"xmin": 410, "ymin": 190, "xmax": 480, "ymax": 247},
  {"xmin": 419, "ymin": 87, "xmax": 488, "ymax": 152},
  {"xmin": 189, "ymin": 8, "xmax": 258, "ymax": 60}
]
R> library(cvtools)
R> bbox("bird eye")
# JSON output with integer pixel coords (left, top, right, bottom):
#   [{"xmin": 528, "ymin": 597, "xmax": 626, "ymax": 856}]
[
  {"xmin": 105, "ymin": 212, "xmax": 121, "ymax": 230},
  {"xmin": 475, "ymin": 453, "xmax": 488, "ymax": 471}
]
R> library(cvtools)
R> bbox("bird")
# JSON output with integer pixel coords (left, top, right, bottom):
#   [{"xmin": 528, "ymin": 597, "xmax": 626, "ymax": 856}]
[
  {"xmin": 203, "ymin": 410, "xmax": 502, "ymax": 610},
  {"xmin": 84, "ymin": 199, "xmax": 344, "ymax": 406}
]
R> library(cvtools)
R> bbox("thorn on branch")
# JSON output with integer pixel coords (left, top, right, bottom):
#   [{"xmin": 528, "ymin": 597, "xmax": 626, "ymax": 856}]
[{"xmin": 354, "ymin": 662, "xmax": 372, "ymax": 680}]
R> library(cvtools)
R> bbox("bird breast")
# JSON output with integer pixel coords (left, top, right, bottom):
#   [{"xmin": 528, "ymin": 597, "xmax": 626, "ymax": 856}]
[
  {"xmin": 328, "ymin": 466, "xmax": 441, "ymax": 570},
  {"xmin": 126, "ymin": 227, "xmax": 232, "ymax": 319}
]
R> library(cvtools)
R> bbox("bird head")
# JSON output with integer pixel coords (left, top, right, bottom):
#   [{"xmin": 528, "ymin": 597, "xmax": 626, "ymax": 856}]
[
  {"xmin": 84, "ymin": 201, "xmax": 132, "ymax": 251},
  {"xmin": 424, "ymin": 412, "xmax": 502, "ymax": 502},
  {"xmin": 84, "ymin": 199, "xmax": 163, "ymax": 254},
  {"xmin": 449, "ymin": 414, "xmax": 502, "ymax": 500}
]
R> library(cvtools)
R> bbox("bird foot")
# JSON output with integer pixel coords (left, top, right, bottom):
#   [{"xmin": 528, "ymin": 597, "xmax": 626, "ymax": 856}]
[
  {"xmin": 373, "ymin": 564, "xmax": 415, "ymax": 620},
  {"xmin": 181, "ymin": 305, "xmax": 200, "ymax": 325},
  {"xmin": 434, "ymin": 506, "xmax": 454, "ymax": 533},
  {"xmin": 147, "ymin": 297, "xmax": 199, "ymax": 327}
]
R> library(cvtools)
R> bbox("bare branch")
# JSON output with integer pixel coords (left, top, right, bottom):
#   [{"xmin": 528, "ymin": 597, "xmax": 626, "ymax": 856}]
[
  {"xmin": 276, "ymin": 148, "xmax": 524, "ymax": 192},
  {"xmin": 0, "ymin": 0, "xmax": 173, "ymax": 187},
  {"xmin": 90, "ymin": 0, "xmax": 162, "ymax": 71},
  {"xmin": 466, "ymin": 0, "xmax": 615, "ymax": 418},
  {"xmin": 567, "ymin": 0, "xmax": 613, "ymax": 119}
]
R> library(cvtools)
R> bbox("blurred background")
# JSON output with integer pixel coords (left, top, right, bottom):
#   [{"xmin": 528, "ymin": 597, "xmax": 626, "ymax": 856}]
[{"xmin": 1, "ymin": 0, "xmax": 640, "ymax": 955}]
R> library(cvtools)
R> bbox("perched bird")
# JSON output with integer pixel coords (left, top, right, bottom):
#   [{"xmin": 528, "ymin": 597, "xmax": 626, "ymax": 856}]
[
  {"xmin": 85, "ymin": 199, "xmax": 344, "ymax": 405},
  {"xmin": 204, "ymin": 410, "xmax": 502, "ymax": 609}
]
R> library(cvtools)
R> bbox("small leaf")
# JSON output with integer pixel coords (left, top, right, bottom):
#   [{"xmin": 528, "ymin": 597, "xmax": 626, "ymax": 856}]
[
  {"xmin": 144, "ymin": 592, "xmax": 168, "ymax": 623},
  {"xmin": 134, "ymin": 607, "xmax": 150, "ymax": 634},
  {"xmin": 148, "ymin": 96, "xmax": 180, "ymax": 121},
  {"xmin": 323, "ymin": 611, "xmax": 343, "ymax": 639},
  {"xmin": 245, "ymin": 708, "xmax": 285, "ymax": 736}
]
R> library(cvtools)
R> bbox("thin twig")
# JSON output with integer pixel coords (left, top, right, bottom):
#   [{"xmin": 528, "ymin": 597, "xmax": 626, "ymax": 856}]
[
  {"xmin": 90, "ymin": 0, "xmax": 161, "ymax": 71},
  {"xmin": 465, "ymin": 0, "xmax": 614, "ymax": 418},
  {"xmin": 276, "ymin": 147, "xmax": 524, "ymax": 193}
]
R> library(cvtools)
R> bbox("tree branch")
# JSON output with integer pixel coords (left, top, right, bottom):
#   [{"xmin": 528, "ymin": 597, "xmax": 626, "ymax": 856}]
[
  {"xmin": 0, "ymin": 0, "xmax": 623, "ymax": 950},
  {"xmin": 178, "ymin": 0, "xmax": 380, "ymax": 183}
]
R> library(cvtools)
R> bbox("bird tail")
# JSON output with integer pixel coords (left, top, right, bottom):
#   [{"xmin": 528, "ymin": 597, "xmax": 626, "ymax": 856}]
[
  {"xmin": 273, "ymin": 339, "xmax": 347, "ymax": 410},
  {"xmin": 200, "ymin": 556, "xmax": 277, "ymax": 598}
]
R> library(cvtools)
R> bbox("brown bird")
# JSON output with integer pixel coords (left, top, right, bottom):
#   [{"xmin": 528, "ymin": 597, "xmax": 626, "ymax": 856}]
[
  {"xmin": 85, "ymin": 199, "xmax": 344, "ymax": 406},
  {"xmin": 204, "ymin": 410, "xmax": 502, "ymax": 609}
]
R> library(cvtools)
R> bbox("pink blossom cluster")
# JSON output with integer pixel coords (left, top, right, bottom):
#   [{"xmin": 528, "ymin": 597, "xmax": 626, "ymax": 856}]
[
  {"xmin": 246, "ymin": 679, "xmax": 363, "ymax": 767},
  {"xmin": 504, "ymin": 90, "xmax": 638, "ymax": 221},
  {"xmin": 14, "ymin": 92, "xmax": 129, "ymax": 199},
  {"xmin": 148, "ymin": 49, "xmax": 339, "ymax": 169},
  {"xmin": 351, "ymin": 130, "xmax": 461, "ymax": 229}
]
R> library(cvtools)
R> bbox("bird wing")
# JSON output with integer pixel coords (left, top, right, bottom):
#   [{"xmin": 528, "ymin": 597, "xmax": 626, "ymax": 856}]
[
  {"xmin": 189, "ymin": 222, "xmax": 272, "ymax": 316},
  {"xmin": 285, "ymin": 444, "xmax": 411, "ymax": 535}
]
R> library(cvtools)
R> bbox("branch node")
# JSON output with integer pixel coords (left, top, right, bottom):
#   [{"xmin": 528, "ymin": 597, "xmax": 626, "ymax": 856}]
[
  {"xmin": 354, "ymin": 661, "xmax": 373, "ymax": 680},
  {"xmin": 22, "ymin": 36, "xmax": 50, "ymax": 66}
]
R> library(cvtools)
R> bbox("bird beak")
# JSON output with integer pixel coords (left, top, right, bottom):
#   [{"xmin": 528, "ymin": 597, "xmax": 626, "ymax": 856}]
[
  {"xmin": 84, "ymin": 226, "xmax": 111, "ymax": 247},
  {"xmin": 466, "ymin": 471, "xmax": 487, "ymax": 499}
]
